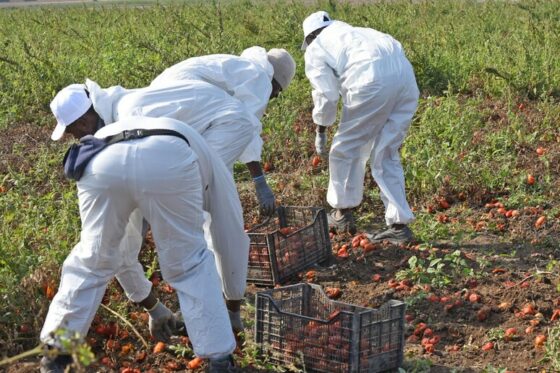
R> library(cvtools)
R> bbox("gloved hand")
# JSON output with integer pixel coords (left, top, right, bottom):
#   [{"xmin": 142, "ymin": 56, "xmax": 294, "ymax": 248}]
[
  {"xmin": 228, "ymin": 310, "xmax": 244, "ymax": 334},
  {"xmin": 147, "ymin": 301, "xmax": 177, "ymax": 341},
  {"xmin": 253, "ymin": 175, "xmax": 275, "ymax": 216},
  {"xmin": 315, "ymin": 131, "xmax": 327, "ymax": 156}
]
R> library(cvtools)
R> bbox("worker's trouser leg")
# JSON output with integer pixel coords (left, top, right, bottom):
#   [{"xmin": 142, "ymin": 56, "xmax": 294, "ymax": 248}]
[
  {"xmin": 40, "ymin": 177, "xmax": 136, "ymax": 344},
  {"xmin": 186, "ymin": 121, "xmax": 252, "ymax": 300},
  {"xmin": 138, "ymin": 163, "xmax": 236, "ymax": 358},
  {"xmin": 327, "ymin": 81, "xmax": 397, "ymax": 210},
  {"xmin": 327, "ymin": 67, "xmax": 418, "ymax": 227},
  {"xmin": 201, "ymin": 130, "xmax": 250, "ymax": 300},
  {"xmin": 115, "ymin": 209, "xmax": 150, "ymax": 303},
  {"xmin": 370, "ymin": 77, "xmax": 418, "ymax": 226}
]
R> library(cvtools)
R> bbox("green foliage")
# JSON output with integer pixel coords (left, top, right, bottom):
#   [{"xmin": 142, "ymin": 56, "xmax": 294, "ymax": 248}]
[
  {"xmin": 54, "ymin": 329, "xmax": 95, "ymax": 367},
  {"xmin": 486, "ymin": 327, "xmax": 505, "ymax": 342},
  {"xmin": 543, "ymin": 325, "xmax": 560, "ymax": 371},
  {"xmin": 396, "ymin": 248, "xmax": 474, "ymax": 288},
  {"xmin": 169, "ymin": 343, "xmax": 193, "ymax": 359},
  {"xmin": 400, "ymin": 357, "xmax": 433, "ymax": 373},
  {"xmin": 0, "ymin": 143, "xmax": 80, "ymax": 296},
  {"xmin": 403, "ymin": 291, "xmax": 428, "ymax": 308},
  {"xmin": 1, "ymin": 1, "xmax": 560, "ymax": 368},
  {"xmin": 2, "ymin": 0, "xmax": 560, "ymax": 126}
]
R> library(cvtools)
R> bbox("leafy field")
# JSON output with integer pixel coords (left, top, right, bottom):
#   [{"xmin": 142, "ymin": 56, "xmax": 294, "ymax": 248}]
[{"xmin": 1, "ymin": 0, "xmax": 560, "ymax": 372}]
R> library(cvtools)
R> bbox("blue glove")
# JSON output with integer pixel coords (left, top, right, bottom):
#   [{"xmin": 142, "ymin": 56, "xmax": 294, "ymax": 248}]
[
  {"xmin": 315, "ymin": 131, "xmax": 327, "ymax": 156},
  {"xmin": 253, "ymin": 175, "xmax": 275, "ymax": 216},
  {"xmin": 147, "ymin": 301, "xmax": 177, "ymax": 341}
]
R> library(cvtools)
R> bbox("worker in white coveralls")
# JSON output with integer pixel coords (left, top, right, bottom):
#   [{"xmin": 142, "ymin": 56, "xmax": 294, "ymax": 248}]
[
  {"xmin": 81, "ymin": 75, "xmax": 297, "ymax": 332},
  {"xmin": 151, "ymin": 46, "xmax": 296, "ymax": 212},
  {"xmin": 49, "ymin": 81, "xmax": 253, "ymax": 340},
  {"xmin": 151, "ymin": 46, "xmax": 292, "ymax": 120},
  {"xmin": 302, "ymin": 11, "xmax": 419, "ymax": 243},
  {"xmin": 40, "ymin": 86, "xmax": 239, "ymax": 372}
]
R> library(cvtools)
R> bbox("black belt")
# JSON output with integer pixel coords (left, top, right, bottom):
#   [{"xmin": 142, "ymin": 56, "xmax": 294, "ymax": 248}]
[
  {"xmin": 105, "ymin": 128, "xmax": 190, "ymax": 146},
  {"xmin": 63, "ymin": 128, "xmax": 190, "ymax": 182}
]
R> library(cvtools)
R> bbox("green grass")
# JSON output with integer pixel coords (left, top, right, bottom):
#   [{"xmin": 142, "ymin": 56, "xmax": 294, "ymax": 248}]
[{"xmin": 1, "ymin": 0, "xmax": 560, "ymax": 363}]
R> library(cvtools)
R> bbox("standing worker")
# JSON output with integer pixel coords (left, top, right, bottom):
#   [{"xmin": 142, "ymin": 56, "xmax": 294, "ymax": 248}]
[
  {"xmin": 41, "ymin": 85, "xmax": 240, "ymax": 372},
  {"xmin": 301, "ymin": 11, "xmax": 419, "ymax": 243},
  {"xmin": 150, "ymin": 46, "xmax": 296, "ymax": 209}
]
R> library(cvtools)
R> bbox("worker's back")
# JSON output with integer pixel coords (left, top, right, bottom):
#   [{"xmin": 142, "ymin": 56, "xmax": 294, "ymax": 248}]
[
  {"xmin": 151, "ymin": 47, "xmax": 273, "ymax": 119},
  {"xmin": 305, "ymin": 21, "xmax": 409, "ymax": 92},
  {"xmin": 114, "ymin": 80, "xmax": 260, "ymax": 135}
]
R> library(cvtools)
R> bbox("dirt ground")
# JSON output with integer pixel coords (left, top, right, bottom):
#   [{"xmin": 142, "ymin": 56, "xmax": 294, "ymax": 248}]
[{"xmin": 2, "ymin": 98, "xmax": 560, "ymax": 372}]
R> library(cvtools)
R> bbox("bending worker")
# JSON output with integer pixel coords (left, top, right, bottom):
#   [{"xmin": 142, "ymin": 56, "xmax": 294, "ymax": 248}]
[
  {"xmin": 301, "ymin": 11, "xmax": 419, "ymax": 243},
  {"xmin": 41, "ymin": 85, "xmax": 239, "ymax": 372},
  {"xmin": 151, "ymin": 46, "xmax": 296, "ymax": 207},
  {"xmin": 55, "ymin": 80, "xmax": 252, "ymax": 336},
  {"xmin": 151, "ymin": 46, "xmax": 294, "ymax": 120}
]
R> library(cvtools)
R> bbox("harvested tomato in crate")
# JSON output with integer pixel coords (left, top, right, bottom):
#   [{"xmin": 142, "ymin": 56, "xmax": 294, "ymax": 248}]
[
  {"xmin": 247, "ymin": 206, "xmax": 332, "ymax": 286},
  {"xmin": 255, "ymin": 283, "xmax": 406, "ymax": 372}
]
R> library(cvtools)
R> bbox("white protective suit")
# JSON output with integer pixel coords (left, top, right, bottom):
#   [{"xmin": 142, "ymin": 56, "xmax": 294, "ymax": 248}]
[
  {"xmin": 86, "ymin": 78, "xmax": 260, "ymax": 170},
  {"xmin": 83, "ymin": 79, "xmax": 252, "ymax": 301},
  {"xmin": 150, "ymin": 46, "xmax": 274, "ymax": 163},
  {"xmin": 305, "ymin": 21, "xmax": 419, "ymax": 225},
  {"xmin": 41, "ymin": 117, "xmax": 240, "ymax": 358}
]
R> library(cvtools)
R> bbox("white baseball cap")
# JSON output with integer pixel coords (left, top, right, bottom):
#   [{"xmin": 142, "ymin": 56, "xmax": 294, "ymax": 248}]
[
  {"xmin": 301, "ymin": 11, "xmax": 332, "ymax": 50},
  {"xmin": 50, "ymin": 84, "xmax": 91, "ymax": 141}
]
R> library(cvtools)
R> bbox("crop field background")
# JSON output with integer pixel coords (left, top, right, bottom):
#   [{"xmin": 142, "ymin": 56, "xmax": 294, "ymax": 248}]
[{"xmin": 1, "ymin": 0, "xmax": 560, "ymax": 372}]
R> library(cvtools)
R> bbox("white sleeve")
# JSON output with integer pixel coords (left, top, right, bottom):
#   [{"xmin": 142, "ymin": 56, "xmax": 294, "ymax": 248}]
[
  {"xmin": 304, "ymin": 51, "xmax": 340, "ymax": 127},
  {"xmin": 237, "ymin": 132, "xmax": 263, "ymax": 164},
  {"xmin": 86, "ymin": 79, "xmax": 133, "ymax": 125}
]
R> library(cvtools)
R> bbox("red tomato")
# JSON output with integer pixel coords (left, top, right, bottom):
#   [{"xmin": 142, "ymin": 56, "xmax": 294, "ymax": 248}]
[
  {"xmin": 311, "ymin": 155, "xmax": 321, "ymax": 167},
  {"xmin": 534, "ymin": 216, "xmax": 546, "ymax": 229},
  {"xmin": 187, "ymin": 357, "xmax": 204, "ymax": 369},
  {"xmin": 534, "ymin": 334, "xmax": 547, "ymax": 348},
  {"xmin": 153, "ymin": 341, "xmax": 166, "ymax": 354}
]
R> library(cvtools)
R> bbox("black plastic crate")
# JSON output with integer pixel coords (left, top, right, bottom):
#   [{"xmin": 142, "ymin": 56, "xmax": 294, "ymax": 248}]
[
  {"xmin": 247, "ymin": 206, "xmax": 332, "ymax": 287},
  {"xmin": 255, "ymin": 283, "xmax": 406, "ymax": 373}
]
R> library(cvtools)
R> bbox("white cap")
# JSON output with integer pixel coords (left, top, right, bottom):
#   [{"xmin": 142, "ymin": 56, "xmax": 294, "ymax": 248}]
[
  {"xmin": 301, "ymin": 11, "xmax": 332, "ymax": 50},
  {"xmin": 266, "ymin": 48, "xmax": 296, "ymax": 90},
  {"xmin": 50, "ymin": 84, "xmax": 91, "ymax": 141}
]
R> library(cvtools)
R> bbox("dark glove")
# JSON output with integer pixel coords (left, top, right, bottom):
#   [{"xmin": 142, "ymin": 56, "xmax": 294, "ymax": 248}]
[
  {"xmin": 315, "ymin": 131, "xmax": 328, "ymax": 156},
  {"xmin": 228, "ymin": 310, "xmax": 244, "ymax": 334},
  {"xmin": 253, "ymin": 175, "xmax": 275, "ymax": 216},
  {"xmin": 147, "ymin": 301, "xmax": 177, "ymax": 341}
]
